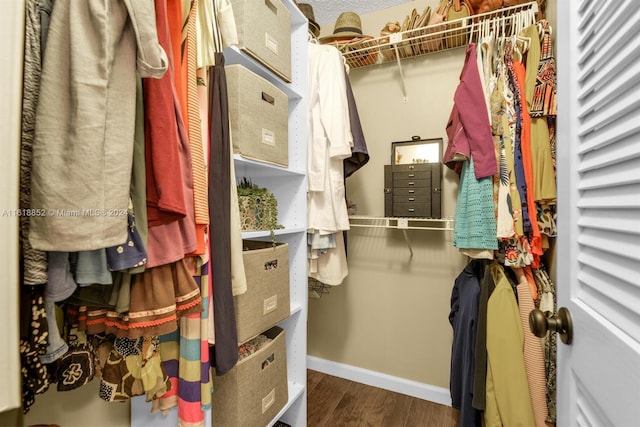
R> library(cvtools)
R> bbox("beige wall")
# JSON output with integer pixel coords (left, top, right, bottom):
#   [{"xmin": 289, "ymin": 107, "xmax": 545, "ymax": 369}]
[
  {"xmin": 23, "ymin": 381, "xmax": 131, "ymax": 427},
  {"xmin": 308, "ymin": 0, "xmax": 468, "ymax": 389}
]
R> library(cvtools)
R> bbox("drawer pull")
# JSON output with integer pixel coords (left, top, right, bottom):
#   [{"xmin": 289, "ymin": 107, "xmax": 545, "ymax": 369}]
[
  {"xmin": 409, "ymin": 165, "xmax": 415, "ymax": 170},
  {"xmin": 408, "ymin": 189, "xmax": 415, "ymax": 194},
  {"xmin": 408, "ymin": 182, "xmax": 415, "ymax": 186},
  {"xmin": 408, "ymin": 197, "xmax": 415, "ymax": 201},
  {"xmin": 408, "ymin": 208, "xmax": 415, "ymax": 212},
  {"xmin": 408, "ymin": 174, "xmax": 415, "ymax": 178},
  {"xmin": 261, "ymin": 91, "xmax": 275, "ymax": 105},
  {"xmin": 265, "ymin": 0, "xmax": 278, "ymax": 14}
]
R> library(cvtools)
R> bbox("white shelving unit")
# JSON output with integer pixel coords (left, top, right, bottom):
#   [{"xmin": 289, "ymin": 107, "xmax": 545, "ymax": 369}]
[{"xmin": 132, "ymin": 1, "xmax": 308, "ymax": 426}]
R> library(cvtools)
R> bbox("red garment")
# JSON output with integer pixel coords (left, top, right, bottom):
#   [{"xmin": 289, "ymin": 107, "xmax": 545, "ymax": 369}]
[
  {"xmin": 513, "ymin": 60, "xmax": 542, "ymax": 266},
  {"xmin": 167, "ymin": 0, "xmax": 189, "ymax": 135},
  {"xmin": 444, "ymin": 43, "xmax": 497, "ymax": 179},
  {"xmin": 144, "ymin": 0, "xmax": 187, "ymax": 226}
]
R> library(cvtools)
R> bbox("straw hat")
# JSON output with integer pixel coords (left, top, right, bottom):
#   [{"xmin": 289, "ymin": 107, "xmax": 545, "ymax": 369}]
[
  {"xmin": 297, "ymin": 3, "xmax": 321, "ymax": 37},
  {"xmin": 319, "ymin": 11, "xmax": 369, "ymax": 43}
]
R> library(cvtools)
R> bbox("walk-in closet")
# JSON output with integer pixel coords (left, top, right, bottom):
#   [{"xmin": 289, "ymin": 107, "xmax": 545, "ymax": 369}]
[{"xmin": 1, "ymin": 0, "xmax": 639, "ymax": 426}]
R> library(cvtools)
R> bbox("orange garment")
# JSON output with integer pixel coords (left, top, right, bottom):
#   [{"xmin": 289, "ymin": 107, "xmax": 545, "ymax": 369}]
[
  {"xmin": 523, "ymin": 265, "xmax": 538, "ymax": 302},
  {"xmin": 184, "ymin": 0, "xmax": 209, "ymax": 255},
  {"xmin": 513, "ymin": 60, "xmax": 542, "ymax": 267}
]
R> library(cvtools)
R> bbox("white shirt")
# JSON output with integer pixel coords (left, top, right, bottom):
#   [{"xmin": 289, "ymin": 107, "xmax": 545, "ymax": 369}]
[{"xmin": 307, "ymin": 43, "xmax": 353, "ymax": 234}]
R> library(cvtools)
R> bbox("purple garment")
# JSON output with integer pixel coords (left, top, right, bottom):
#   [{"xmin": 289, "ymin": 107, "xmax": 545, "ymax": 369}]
[{"xmin": 444, "ymin": 44, "xmax": 497, "ymax": 179}]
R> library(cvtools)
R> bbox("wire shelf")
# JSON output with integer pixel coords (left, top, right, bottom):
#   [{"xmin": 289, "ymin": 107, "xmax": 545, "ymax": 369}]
[{"xmin": 329, "ymin": 2, "xmax": 539, "ymax": 70}]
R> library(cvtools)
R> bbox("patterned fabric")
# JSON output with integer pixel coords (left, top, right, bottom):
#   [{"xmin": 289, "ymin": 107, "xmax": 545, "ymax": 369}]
[
  {"xmin": 454, "ymin": 159, "xmax": 498, "ymax": 250},
  {"xmin": 20, "ymin": 0, "xmax": 50, "ymax": 286},
  {"xmin": 536, "ymin": 202, "xmax": 557, "ymax": 238},
  {"xmin": 548, "ymin": 117, "xmax": 556, "ymax": 171},
  {"xmin": 56, "ymin": 327, "xmax": 97, "ymax": 392},
  {"xmin": 154, "ymin": 262, "xmax": 212, "ymax": 425},
  {"xmin": 500, "ymin": 62, "xmax": 524, "ymax": 238},
  {"xmin": 106, "ymin": 213, "xmax": 148, "ymax": 271},
  {"xmin": 530, "ymin": 20, "xmax": 557, "ymax": 118},
  {"xmin": 490, "ymin": 64, "xmax": 515, "ymax": 240},
  {"xmin": 505, "ymin": 43, "xmax": 531, "ymax": 234},
  {"xmin": 99, "ymin": 336, "xmax": 170, "ymax": 403},
  {"xmin": 534, "ymin": 266, "xmax": 557, "ymax": 424},
  {"xmin": 497, "ymin": 237, "xmax": 533, "ymax": 268},
  {"xmin": 238, "ymin": 334, "xmax": 273, "ymax": 361},
  {"xmin": 20, "ymin": 284, "xmax": 51, "ymax": 414},
  {"xmin": 177, "ymin": 260, "xmax": 209, "ymax": 427}
]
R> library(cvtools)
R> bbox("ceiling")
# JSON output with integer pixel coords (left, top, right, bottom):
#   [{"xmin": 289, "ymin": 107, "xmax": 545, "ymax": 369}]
[{"xmin": 302, "ymin": 0, "xmax": 409, "ymax": 25}]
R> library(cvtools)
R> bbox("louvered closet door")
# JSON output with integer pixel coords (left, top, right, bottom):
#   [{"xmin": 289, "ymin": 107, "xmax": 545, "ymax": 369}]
[{"xmin": 556, "ymin": 0, "xmax": 640, "ymax": 425}]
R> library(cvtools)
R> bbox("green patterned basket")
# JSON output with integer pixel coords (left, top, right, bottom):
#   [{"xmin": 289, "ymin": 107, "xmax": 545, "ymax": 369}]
[{"xmin": 237, "ymin": 178, "xmax": 281, "ymax": 231}]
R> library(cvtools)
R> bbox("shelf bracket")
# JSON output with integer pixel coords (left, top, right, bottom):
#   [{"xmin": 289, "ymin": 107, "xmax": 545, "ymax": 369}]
[
  {"xmin": 389, "ymin": 33, "xmax": 408, "ymax": 102},
  {"xmin": 401, "ymin": 229, "xmax": 414, "ymax": 258}
]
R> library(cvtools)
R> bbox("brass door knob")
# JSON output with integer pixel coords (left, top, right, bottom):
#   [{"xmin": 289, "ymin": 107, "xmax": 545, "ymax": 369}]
[{"xmin": 529, "ymin": 307, "xmax": 573, "ymax": 345}]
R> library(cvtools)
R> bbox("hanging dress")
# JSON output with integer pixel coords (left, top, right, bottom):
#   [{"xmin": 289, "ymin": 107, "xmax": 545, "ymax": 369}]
[{"xmin": 29, "ymin": 0, "xmax": 168, "ymax": 252}]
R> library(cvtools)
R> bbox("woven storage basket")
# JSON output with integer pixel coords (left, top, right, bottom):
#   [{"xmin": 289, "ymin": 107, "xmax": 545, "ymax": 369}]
[
  {"xmin": 235, "ymin": 240, "xmax": 290, "ymax": 344},
  {"xmin": 212, "ymin": 326, "xmax": 288, "ymax": 427}
]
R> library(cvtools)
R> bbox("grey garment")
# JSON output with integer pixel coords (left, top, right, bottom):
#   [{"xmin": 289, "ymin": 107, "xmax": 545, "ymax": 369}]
[
  {"xmin": 210, "ymin": 52, "xmax": 238, "ymax": 376},
  {"xmin": 29, "ymin": 0, "xmax": 167, "ymax": 252},
  {"xmin": 74, "ymin": 250, "xmax": 113, "ymax": 286},
  {"xmin": 343, "ymin": 67, "xmax": 369, "ymax": 179},
  {"xmin": 39, "ymin": 0, "xmax": 54, "ymax": 54},
  {"xmin": 20, "ymin": 0, "xmax": 52, "ymax": 285},
  {"xmin": 47, "ymin": 252, "xmax": 77, "ymax": 302},
  {"xmin": 128, "ymin": 76, "xmax": 148, "ymax": 275},
  {"xmin": 39, "ymin": 298, "xmax": 68, "ymax": 364}
]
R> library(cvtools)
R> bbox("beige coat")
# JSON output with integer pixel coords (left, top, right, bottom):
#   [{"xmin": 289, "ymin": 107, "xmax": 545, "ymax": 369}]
[{"xmin": 30, "ymin": 0, "xmax": 167, "ymax": 251}]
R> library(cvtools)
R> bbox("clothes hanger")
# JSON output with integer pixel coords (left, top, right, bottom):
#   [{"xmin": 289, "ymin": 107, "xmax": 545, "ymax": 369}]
[{"xmin": 308, "ymin": 29, "xmax": 319, "ymax": 44}]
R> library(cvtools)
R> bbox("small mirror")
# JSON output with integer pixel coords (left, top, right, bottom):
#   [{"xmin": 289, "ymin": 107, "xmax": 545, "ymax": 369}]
[{"xmin": 392, "ymin": 137, "xmax": 442, "ymax": 165}]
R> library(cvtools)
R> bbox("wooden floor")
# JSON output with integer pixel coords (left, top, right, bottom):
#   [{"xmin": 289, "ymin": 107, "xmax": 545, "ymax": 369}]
[{"xmin": 307, "ymin": 370, "xmax": 460, "ymax": 427}]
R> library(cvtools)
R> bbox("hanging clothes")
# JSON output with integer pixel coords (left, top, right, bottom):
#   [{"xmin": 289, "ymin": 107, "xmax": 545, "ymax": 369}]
[
  {"xmin": 209, "ymin": 51, "xmax": 238, "ymax": 376},
  {"xmin": 484, "ymin": 262, "xmax": 535, "ymax": 427},
  {"xmin": 144, "ymin": 0, "xmax": 198, "ymax": 269},
  {"xmin": 444, "ymin": 43, "xmax": 497, "ymax": 180},
  {"xmin": 20, "ymin": 0, "xmax": 50, "ymax": 286},
  {"xmin": 343, "ymin": 67, "xmax": 369, "ymax": 179},
  {"xmin": 449, "ymin": 260, "xmax": 485, "ymax": 427},
  {"xmin": 307, "ymin": 42, "xmax": 353, "ymax": 233},
  {"xmin": 307, "ymin": 42, "xmax": 353, "ymax": 286},
  {"xmin": 515, "ymin": 270, "xmax": 549, "ymax": 427},
  {"xmin": 453, "ymin": 158, "xmax": 498, "ymax": 251},
  {"xmin": 29, "ymin": 0, "xmax": 168, "ymax": 252}
]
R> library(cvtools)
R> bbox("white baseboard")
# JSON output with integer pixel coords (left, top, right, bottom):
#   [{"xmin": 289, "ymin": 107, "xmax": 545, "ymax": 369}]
[{"xmin": 306, "ymin": 356, "xmax": 452, "ymax": 407}]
